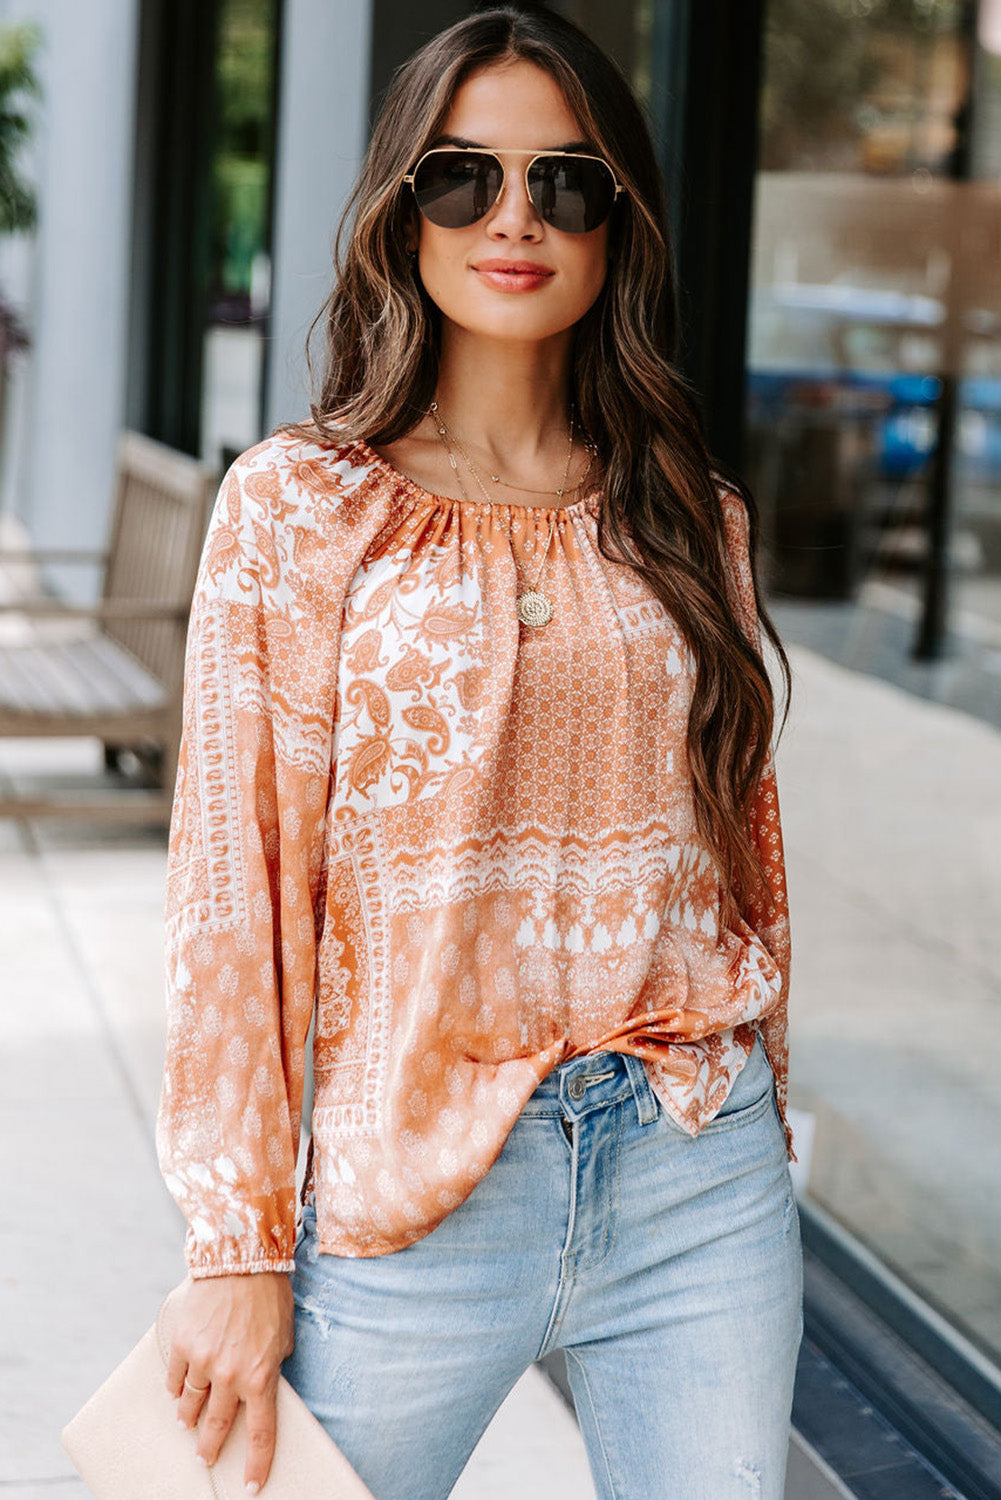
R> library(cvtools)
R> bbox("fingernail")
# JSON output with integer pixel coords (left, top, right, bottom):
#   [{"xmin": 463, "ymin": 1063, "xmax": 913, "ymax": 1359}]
[
  {"xmin": 246, "ymin": 1484, "xmax": 260, "ymax": 1495},
  {"xmin": 196, "ymin": 1454, "xmax": 208, "ymax": 1466},
  {"xmin": 177, "ymin": 1417, "xmax": 187, "ymax": 1429}
]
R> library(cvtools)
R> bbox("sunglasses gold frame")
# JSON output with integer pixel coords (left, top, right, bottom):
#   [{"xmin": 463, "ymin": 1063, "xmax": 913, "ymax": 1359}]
[{"xmin": 401, "ymin": 145, "xmax": 626, "ymax": 229}]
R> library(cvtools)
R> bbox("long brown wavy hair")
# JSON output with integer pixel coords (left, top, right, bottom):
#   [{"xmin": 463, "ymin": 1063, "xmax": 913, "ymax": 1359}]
[{"xmin": 277, "ymin": 3, "xmax": 792, "ymax": 938}]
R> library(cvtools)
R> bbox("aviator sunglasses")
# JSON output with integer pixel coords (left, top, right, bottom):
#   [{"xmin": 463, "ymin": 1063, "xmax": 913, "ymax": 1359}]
[{"xmin": 402, "ymin": 145, "xmax": 626, "ymax": 234}]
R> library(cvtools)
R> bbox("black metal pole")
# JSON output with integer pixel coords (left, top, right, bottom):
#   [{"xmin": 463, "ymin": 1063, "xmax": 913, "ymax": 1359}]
[{"xmin": 914, "ymin": 1, "xmax": 977, "ymax": 661}]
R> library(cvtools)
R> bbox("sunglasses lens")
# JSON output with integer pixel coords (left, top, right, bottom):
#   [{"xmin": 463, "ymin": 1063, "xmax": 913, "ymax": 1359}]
[
  {"xmin": 528, "ymin": 155, "xmax": 617, "ymax": 232},
  {"xmin": 411, "ymin": 151, "xmax": 502, "ymax": 228},
  {"xmin": 408, "ymin": 151, "xmax": 618, "ymax": 233}
]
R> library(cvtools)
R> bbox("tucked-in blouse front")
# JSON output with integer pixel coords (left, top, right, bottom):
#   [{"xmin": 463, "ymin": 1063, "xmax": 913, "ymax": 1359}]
[{"xmin": 155, "ymin": 428, "xmax": 794, "ymax": 1277}]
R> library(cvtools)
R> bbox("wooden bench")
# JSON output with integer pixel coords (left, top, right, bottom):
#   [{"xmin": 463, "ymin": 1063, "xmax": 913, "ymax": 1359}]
[{"xmin": 0, "ymin": 431, "xmax": 218, "ymax": 823}]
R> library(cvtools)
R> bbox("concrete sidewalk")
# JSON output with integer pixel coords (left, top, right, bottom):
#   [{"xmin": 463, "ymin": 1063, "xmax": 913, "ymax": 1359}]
[{"xmin": 2, "ymin": 630, "xmax": 997, "ymax": 1495}]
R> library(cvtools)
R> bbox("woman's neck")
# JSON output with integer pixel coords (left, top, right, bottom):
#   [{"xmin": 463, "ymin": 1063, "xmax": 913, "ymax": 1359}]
[{"xmin": 429, "ymin": 324, "xmax": 576, "ymax": 470}]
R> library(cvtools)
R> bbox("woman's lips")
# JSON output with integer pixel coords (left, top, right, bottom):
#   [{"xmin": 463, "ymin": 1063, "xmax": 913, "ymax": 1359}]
[{"xmin": 473, "ymin": 266, "xmax": 555, "ymax": 292}]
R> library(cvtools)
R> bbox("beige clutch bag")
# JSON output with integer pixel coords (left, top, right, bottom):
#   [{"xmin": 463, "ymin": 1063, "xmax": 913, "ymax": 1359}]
[{"xmin": 61, "ymin": 1275, "xmax": 376, "ymax": 1498}]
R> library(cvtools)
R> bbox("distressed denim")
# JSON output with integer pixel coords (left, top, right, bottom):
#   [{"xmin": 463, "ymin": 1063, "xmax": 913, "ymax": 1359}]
[{"xmin": 281, "ymin": 1030, "xmax": 804, "ymax": 1500}]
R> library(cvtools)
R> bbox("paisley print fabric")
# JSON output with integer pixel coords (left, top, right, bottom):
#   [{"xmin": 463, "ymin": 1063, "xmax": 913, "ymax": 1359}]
[{"xmin": 155, "ymin": 429, "xmax": 794, "ymax": 1277}]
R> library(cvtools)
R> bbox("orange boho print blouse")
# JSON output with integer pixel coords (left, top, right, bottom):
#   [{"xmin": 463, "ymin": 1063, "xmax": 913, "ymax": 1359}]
[{"xmin": 155, "ymin": 428, "xmax": 795, "ymax": 1278}]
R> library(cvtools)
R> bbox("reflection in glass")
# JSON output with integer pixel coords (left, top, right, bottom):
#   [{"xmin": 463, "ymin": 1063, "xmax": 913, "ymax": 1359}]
[
  {"xmin": 200, "ymin": 0, "xmax": 278, "ymax": 470},
  {"xmin": 745, "ymin": 0, "xmax": 1001, "ymax": 1370}
]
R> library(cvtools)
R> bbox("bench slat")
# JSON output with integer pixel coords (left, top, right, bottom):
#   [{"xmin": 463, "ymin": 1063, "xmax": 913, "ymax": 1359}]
[
  {"xmin": 0, "ymin": 430, "xmax": 216, "ymax": 820},
  {"xmin": 0, "ymin": 637, "xmax": 167, "ymax": 717}
]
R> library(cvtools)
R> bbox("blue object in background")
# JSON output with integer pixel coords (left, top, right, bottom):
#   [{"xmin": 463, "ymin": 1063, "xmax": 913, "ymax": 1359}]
[{"xmin": 746, "ymin": 368, "xmax": 1001, "ymax": 484}]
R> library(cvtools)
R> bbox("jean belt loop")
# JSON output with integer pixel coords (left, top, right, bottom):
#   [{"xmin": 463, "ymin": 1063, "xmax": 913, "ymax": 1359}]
[{"xmin": 620, "ymin": 1050, "xmax": 659, "ymax": 1127}]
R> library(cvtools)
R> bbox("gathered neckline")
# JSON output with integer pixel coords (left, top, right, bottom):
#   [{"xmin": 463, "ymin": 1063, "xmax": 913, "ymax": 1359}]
[{"xmin": 353, "ymin": 436, "xmax": 601, "ymax": 517}]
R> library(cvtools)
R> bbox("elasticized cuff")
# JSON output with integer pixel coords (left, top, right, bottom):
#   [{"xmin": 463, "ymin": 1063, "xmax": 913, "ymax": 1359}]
[
  {"xmin": 187, "ymin": 1253, "xmax": 297, "ymax": 1280},
  {"xmin": 183, "ymin": 1221, "xmax": 298, "ymax": 1279}
]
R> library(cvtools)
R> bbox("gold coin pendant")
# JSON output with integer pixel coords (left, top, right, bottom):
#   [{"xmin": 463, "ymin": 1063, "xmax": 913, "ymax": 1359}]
[{"xmin": 516, "ymin": 590, "xmax": 554, "ymax": 627}]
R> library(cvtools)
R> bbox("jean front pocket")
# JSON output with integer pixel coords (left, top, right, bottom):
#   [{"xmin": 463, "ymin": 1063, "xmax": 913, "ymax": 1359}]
[
  {"xmin": 662, "ymin": 1032, "xmax": 775, "ymax": 1140},
  {"xmin": 703, "ymin": 1034, "xmax": 776, "ymax": 1131}
]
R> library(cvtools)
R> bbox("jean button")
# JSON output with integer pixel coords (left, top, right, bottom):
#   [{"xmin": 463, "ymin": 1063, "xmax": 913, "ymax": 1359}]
[{"xmin": 567, "ymin": 1075, "xmax": 587, "ymax": 1101}]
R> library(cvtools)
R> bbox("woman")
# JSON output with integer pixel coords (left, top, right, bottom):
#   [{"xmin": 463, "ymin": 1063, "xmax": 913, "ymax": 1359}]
[{"xmin": 157, "ymin": 7, "xmax": 802, "ymax": 1498}]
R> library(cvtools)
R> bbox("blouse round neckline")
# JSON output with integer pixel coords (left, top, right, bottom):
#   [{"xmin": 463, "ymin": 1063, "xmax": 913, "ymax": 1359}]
[{"xmin": 353, "ymin": 436, "xmax": 601, "ymax": 517}]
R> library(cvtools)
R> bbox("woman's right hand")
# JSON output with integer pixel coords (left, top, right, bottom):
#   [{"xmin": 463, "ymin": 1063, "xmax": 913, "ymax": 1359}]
[{"xmin": 165, "ymin": 1270, "xmax": 296, "ymax": 1495}]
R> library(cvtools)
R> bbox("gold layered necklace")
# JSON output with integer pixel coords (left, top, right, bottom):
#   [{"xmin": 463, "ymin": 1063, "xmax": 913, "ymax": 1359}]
[{"xmin": 427, "ymin": 399, "xmax": 594, "ymax": 628}]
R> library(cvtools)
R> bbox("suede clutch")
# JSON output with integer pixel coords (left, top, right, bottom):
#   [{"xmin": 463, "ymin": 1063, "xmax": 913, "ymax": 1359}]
[{"xmin": 61, "ymin": 1275, "xmax": 376, "ymax": 1498}]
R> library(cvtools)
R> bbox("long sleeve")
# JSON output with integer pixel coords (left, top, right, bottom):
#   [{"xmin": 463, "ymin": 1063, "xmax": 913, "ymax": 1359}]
[
  {"xmin": 718, "ymin": 487, "xmax": 797, "ymax": 1161},
  {"xmin": 155, "ymin": 454, "xmax": 329, "ymax": 1276}
]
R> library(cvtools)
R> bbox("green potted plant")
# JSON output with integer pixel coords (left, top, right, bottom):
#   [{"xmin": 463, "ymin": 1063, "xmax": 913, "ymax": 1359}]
[{"xmin": 0, "ymin": 20, "xmax": 41, "ymax": 446}]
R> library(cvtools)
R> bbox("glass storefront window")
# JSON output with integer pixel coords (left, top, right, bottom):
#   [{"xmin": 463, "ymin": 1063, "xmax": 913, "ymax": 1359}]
[
  {"xmin": 200, "ymin": 0, "xmax": 278, "ymax": 470},
  {"xmin": 745, "ymin": 0, "xmax": 1001, "ymax": 1369}
]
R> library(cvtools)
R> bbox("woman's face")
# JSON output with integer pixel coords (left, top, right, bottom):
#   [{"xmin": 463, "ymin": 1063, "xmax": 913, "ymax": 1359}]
[{"xmin": 407, "ymin": 60, "xmax": 612, "ymax": 345}]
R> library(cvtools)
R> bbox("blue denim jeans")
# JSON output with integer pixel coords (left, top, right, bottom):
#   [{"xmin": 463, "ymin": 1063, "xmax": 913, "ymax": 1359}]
[{"xmin": 281, "ymin": 1031, "xmax": 804, "ymax": 1500}]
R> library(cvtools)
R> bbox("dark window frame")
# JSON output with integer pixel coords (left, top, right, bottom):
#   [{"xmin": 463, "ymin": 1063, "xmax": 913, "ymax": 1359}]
[{"xmin": 128, "ymin": 0, "xmax": 283, "ymax": 457}]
